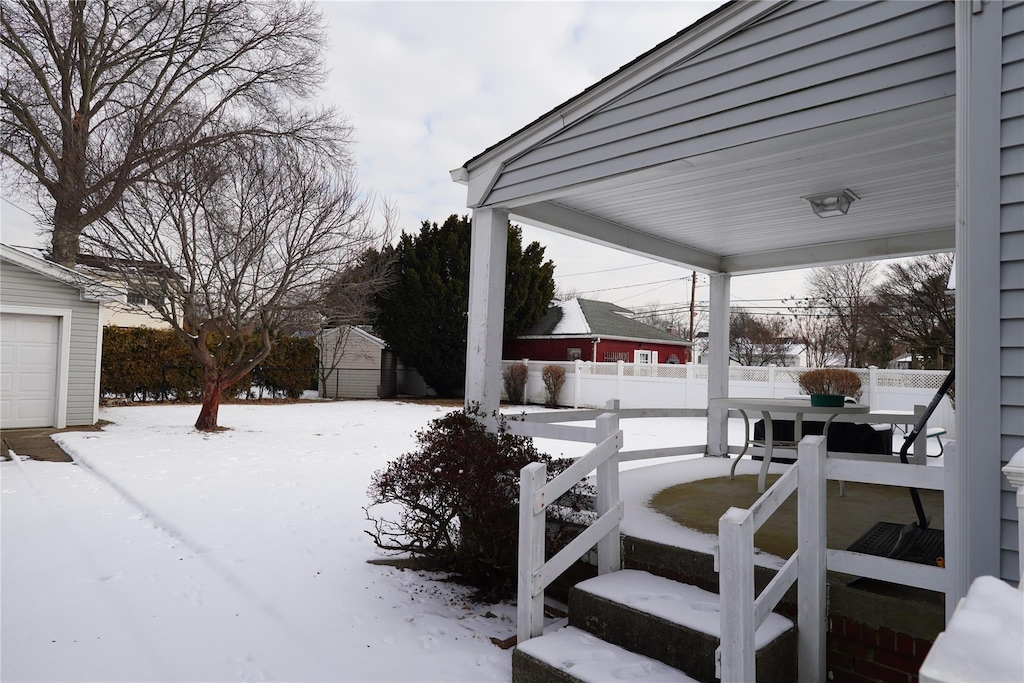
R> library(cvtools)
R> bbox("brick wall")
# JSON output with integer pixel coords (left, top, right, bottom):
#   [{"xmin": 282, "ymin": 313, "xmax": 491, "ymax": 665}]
[{"xmin": 827, "ymin": 614, "xmax": 933, "ymax": 683}]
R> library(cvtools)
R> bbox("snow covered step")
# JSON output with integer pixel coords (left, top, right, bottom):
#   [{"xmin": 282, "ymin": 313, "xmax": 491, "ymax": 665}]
[
  {"xmin": 513, "ymin": 626, "xmax": 698, "ymax": 683},
  {"xmin": 569, "ymin": 570, "xmax": 796, "ymax": 683}
]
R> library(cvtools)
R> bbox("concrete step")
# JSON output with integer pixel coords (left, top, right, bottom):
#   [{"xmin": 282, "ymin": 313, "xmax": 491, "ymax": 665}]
[
  {"xmin": 513, "ymin": 625, "xmax": 698, "ymax": 683},
  {"xmin": 568, "ymin": 570, "xmax": 796, "ymax": 683}
]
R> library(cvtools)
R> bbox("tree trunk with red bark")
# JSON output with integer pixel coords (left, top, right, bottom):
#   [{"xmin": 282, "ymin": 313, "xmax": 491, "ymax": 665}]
[{"xmin": 195, "ymin": 372, "xmax": 223, "ymax": 431}]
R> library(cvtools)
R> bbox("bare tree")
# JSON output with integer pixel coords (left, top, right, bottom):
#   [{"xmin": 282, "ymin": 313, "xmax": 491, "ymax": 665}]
[
  {"xmin": 316, "ymin": 245, "xmax": 396, "ymax": 395},
  {"xmin": 729, "ymin": 310, "xmax": 792, "ymax": 366},
  {"xmin": 804, "ymin": 262, "xmax": 877, "ymax": 367},
  {"xmin": 874, "ymin": 253, "xmax": 955, "ymax": 369},
  {"xmin": 787, "ymin": 299, "xmax": 841, "ymax": 367},
  {"xmin": 84, "ymin": 137, "xmax": 389, "ymax": 430},
  {"xmin": 1, "ymin": 0, "xmax": 341, "ymax": 266}
]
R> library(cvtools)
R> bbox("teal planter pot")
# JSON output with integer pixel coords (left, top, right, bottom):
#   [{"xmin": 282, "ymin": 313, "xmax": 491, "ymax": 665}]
[{"xmin": 810, "ymin": 394, "xmax": 845, "ymax": 407}]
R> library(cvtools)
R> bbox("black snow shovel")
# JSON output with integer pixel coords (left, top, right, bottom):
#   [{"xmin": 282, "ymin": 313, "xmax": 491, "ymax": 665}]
[{"xmin": 846, "ymin": 367, "xmax": 955, "ymax": 566}]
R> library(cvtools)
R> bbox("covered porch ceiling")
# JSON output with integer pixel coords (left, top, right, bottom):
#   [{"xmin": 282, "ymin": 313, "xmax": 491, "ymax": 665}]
[{"xmin": 497, "ymin": 97, "xmax": 955, "ymax": 276}]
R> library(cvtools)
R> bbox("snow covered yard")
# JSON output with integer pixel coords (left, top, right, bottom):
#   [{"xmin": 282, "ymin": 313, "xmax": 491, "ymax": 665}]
[
  {"xmin": 1, "ymin": 402, "xmax": 523, "ymax": 682},
  {"xmin": 1, "ymin": 400, "xmax": 759, "ymax": 682}
]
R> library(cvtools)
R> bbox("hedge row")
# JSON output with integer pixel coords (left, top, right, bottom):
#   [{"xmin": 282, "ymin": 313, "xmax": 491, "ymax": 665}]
[{"xmin": 101, "ymin": 326, "xmax": 317, "ymax": 402}]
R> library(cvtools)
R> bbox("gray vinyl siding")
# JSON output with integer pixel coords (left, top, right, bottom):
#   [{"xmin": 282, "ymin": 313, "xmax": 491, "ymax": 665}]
[
  {"xmin": 486, "ymin": 0, "xmax": 956, "ymax": 206},
  {"xmin": 1000, "ymin": 0, "xmax": 1024, "ymax": 583},
  {"xmin": 319, "ymin": 328, "xmax": 384, "ymax": 399},
  {"xmin": 0, "ymin": 260, "xmax": 101, "ymax": 426}
]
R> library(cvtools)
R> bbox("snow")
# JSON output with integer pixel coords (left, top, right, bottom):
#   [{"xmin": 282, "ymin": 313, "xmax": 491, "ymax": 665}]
[
  {"xmin": 2, "ymin": 402, "xmax": 517, "ymax": 682},
  {"xmin": 574, "ymin": 570, "xmax": 792, "ymax": 648},
  {"xmin": 550, "ymin": 299, "xmax": 591, "ymax": 335},
  {"xmin": 0, "ymin": 401, "xmax": 942, "ymax": 682},
  {"xmin": 918, "ymin": 576, "xmax": 1024, "ymax": 683},
  {"xmin": 516, "ymin": 626, "xmax": 697, "ymax": 682}
]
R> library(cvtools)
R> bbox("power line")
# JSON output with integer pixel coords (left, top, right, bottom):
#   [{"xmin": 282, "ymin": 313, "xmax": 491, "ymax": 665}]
[
  {"xmin": 574, "ymin": 276, "xmax": 687, "ymax": 296},
  {"xmin": 558, "ymin": 263, "xmax": 654, "ymax": 278}
]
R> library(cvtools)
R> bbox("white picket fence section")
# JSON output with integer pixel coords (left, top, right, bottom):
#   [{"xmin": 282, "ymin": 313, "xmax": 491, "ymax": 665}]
[
  {"xmin": 503, "ymin": 360, "xmax": 955, "ymax": 432},
  {"xmin": 716, "ymin": 436, "xmax": 949, "ymax": 683}
]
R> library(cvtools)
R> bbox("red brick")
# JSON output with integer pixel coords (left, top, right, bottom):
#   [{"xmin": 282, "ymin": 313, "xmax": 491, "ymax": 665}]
[
  {"xmin": 896, "ymin": 633, "xmax": 915, "ymax": 658},
  {"xmin": 831, "ymin": 668, "xmax": 875, "ymax": 683},
  {"xmin": 875, "ymin": 648, "xmax": 920, "ymax": 674},
  {"xmin": 838, "ymin": 638, "xmax": 872, "ymax": 659},
  {"xmin": 914, "ymin": 638, "xmax": 933, "ymax": 660},
  {"xmin": 855, "ymin": 658, "xmax": 911, "ymax": 683},
  {"xmin": 861, "ymin": 625, "xmax": 879, "ymax": 647},
  {"xmin": 879, "ymin": 627, "xmax": 897, "ymax": 653},
  {"xmin": 845, "ymin": 617, "xmax": 862, "ymax": 641},
  {"xmin": 828, "ymin": 650, "xmax": 855, "ymax": 670}
]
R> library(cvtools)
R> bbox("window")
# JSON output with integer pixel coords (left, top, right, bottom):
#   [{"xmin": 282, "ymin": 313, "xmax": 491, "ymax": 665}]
[
  {"xmin": 603, "ymin": 351, "xmax": 628, "ymax": 362},
  {"xmin": 567, "ymin": 348, "xmax": 582, "ymax": 361},
  {"xmin": 126, "ymin": 292, "xmax": 147, "ymax": 306}
]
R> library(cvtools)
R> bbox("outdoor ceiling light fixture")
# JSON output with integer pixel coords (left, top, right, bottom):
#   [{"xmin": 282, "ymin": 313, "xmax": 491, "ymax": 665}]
[{"xmin": 803, "ymin": 189, "xmax": 859, "ymax": 218}]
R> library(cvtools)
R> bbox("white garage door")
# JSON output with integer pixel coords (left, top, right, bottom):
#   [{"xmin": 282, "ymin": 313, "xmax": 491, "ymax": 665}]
[{"xmin": 1, "ymin": 313, "xmax": 60, "ymax": 428}]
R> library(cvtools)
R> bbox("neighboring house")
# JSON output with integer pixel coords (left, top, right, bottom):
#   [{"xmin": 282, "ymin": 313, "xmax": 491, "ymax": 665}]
[
  {"xmin": 318, "ymin": 326, "xmax": 433, "ymax": 399},
  {"xmin": 74, "ymin": 253, "xmax": 171, "ymax": 329},
  {"xmin": 0, "ymin": 244, "xmax": 120, "ymax": 428},
  {"xmin": 505, "ymin": 298, "xmax": 693, "ymax": 364},
  {"xmin": 452, "ymin": 0, "xmax": 1021, "ymax": 679}
]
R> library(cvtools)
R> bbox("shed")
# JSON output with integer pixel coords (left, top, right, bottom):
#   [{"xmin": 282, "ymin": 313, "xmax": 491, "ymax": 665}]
[
  {"xmin": 318, "ymin": 326, "xmax": 435, "ymax": 399},
  {"xmin": 1, "ymin": 244, "xmax": 119, "ymax": 428},
  {"xmin": 505, "ymin": 298, "xmax": 692, "ymax": 363},
  {"xmin": 318, "ymin": 326, "xmax": 390, "ymax": 399}
]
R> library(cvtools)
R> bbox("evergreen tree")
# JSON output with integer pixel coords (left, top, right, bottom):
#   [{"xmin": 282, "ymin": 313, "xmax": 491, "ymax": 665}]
[{"xmin": 375, "ymin": 215, "xmax": 555, "ymax": 396}]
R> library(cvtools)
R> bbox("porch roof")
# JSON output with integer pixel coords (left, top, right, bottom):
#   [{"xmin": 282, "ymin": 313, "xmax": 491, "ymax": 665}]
[{"xmin": 452, "ymin": 0, "xmax": 956, "ymax": 275}]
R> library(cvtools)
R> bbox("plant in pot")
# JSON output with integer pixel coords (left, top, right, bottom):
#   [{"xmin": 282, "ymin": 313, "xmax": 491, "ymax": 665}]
[{"xmin": 797, "ymin": 368, "xmax": 863, "ymax": 407}]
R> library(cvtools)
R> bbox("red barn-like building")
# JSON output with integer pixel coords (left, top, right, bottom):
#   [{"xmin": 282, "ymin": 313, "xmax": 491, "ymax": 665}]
[{"xmin": 504, "ymin": 298, "xmax": 692, "ymax": 364}]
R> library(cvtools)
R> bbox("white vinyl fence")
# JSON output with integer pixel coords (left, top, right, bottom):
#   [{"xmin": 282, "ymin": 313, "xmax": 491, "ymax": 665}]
[{"xmin": 502, "ymin": 360, "xmax": 955, "ymax": 433}]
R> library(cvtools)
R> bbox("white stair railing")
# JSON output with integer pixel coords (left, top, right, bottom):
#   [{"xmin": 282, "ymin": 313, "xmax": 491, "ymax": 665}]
[
  {"xmin": 717, "ymin": 453, "xmax": 801, "ymax": 681},
  {"xmin": 514, "ymin": 402, "xmax": 624, "ymax": 643},
  {"xmin": 718, "ymin": 435, "xmax": 949, "ymax": 683}
]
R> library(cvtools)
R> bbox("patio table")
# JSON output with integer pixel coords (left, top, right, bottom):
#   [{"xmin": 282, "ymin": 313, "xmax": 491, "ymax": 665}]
[{"xmin": 710, "ymin": 397, "xmax": 870, "ymax": 493}]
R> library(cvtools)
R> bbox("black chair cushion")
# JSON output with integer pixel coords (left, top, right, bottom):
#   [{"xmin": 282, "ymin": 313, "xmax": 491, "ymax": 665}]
[{"xmin": 753, "ymin": 420, "xmax": 892, "ymax": 455}]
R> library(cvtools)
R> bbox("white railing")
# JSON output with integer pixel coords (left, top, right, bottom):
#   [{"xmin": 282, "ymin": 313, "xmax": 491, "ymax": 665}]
[
  {"xmin": 503, "ymin": 360, "xmax": 955, "ymax": 432},
  {"xmin": 512, "ymin": 401, "xmax": 625, "ymax": 643},
  {"xmin": 717, "ymin": 436, "xmax": 949, "ymax": 683}
]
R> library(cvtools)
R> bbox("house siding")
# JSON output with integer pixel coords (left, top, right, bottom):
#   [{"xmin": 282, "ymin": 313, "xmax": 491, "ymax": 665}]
[
  {"xmin": 486, "ymin": 0, "xmax": 956, "ymax": 206},
  {"xmin": 318, "ymin": 328, "xmax": 384, "ymax": 400},
  {"xmin": 1000, "ymin": 0, "xmax": 1024, "ymax": 584},
  {"xmin": 0, "ymin": 260, "xmax": 101, "ymax": 426},
  {"xmin": 505, "ymin": 337, "xmax": 690, "ymax": 364}
]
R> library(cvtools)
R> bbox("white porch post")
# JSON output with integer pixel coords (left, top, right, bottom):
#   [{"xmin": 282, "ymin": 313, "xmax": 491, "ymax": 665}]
[
  {"xmin": 707, "ymin": 272, "xmax": 731, "ymax": 456},
  {"xmin": 465, "ymin": 207, "xmax": 509, "ymax": 420},
  {"xmin": 952, "ymin": 0, "xmax": 1003, "ymax": 612}
]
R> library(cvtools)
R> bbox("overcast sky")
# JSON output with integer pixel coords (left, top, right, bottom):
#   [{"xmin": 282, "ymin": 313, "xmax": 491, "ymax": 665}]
[{"xmin": 0, "ymin": 0, "xmax": 818, "ymax": 321}]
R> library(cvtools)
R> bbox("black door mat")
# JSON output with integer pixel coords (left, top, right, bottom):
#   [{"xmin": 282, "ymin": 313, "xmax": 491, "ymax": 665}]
[{"xmin": 847, "ymin": 521, "xmax": 945, "ymax": 566}]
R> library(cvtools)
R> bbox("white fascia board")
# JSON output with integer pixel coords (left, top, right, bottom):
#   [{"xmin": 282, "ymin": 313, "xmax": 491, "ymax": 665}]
[
  {"xmin": 454, "ymin": 1, "xmax": 784, "ymax": 187},
  {"xmin": 0, "ymin": 244, "xmax": 122, "ymax": 302},
  {"xmin": 511, "ymin": 201, "xmax": 723, "ymax": 273},
  {"xmin": 347, "ymin": 325, "xmax": 387, "ymax": 349},
  {"xmin": 516, "ymin": 333, "xmax": 693, "ymax": 347},
  {"xmin": 721, "ymin": 227, "xmax": 956, "ymax": 275}
]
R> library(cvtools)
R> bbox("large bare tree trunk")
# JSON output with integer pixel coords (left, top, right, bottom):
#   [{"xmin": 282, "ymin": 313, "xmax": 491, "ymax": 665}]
[{"xmin": 195, "ymin": 372, "xmax": 223, "ymax": 431}]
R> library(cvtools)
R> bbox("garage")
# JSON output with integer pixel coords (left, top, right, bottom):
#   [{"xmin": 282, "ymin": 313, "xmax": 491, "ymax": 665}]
[
  {"xmin": 1, "ymin": 245, "xmax": 119, "ymax": 429},
  {"xmin": 0, "ymin": 313, "xmax": 61, "ymax": 428}
]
